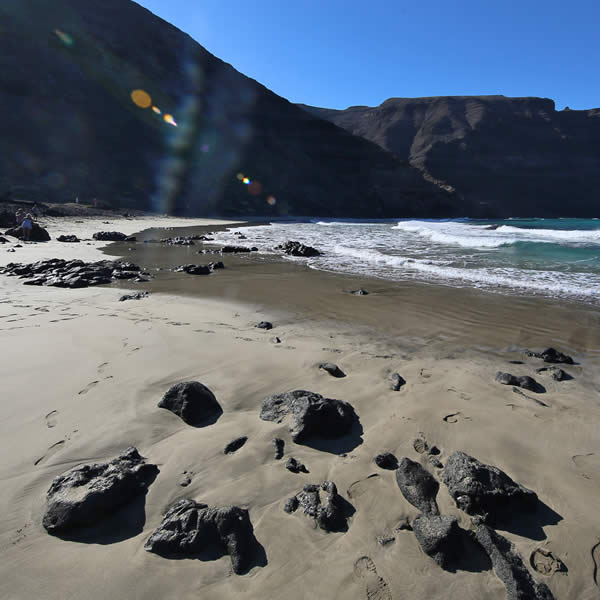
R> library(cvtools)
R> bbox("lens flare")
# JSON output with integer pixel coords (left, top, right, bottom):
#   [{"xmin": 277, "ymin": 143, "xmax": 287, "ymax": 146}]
[
  {"xmin": 242, "ymin": 177, "xmax": 250, "ymax": 185},
  {"xmin": 131, "ymin": 89, "xmax": 152, "ymax": 108},
  {"xmin": 54, "ymin": 29, "xmax": 73, "ymax": 47},
  {"xmin": 267, "ymin": 195, "xmax": 277, "ymax": 206},
  {"xmin": 152, "ymin": 106, "xmax": 162, "ymax": 114},
  {"xmin": 163, "ymin": 114, "xmax": 177, "ymax": 127},
  {"xmin": 236, "ymin": 173, "xmax": 244, "ymax": 181}
]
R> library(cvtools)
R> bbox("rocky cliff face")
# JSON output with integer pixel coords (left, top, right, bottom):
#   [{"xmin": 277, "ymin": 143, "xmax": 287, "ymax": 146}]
[
  {"xmin": 299, "ymin": 96, "xmax": 600, "ymax": 217},
  {"xmin": 0, "ymin": 0, "xmax": 456, "ymax": 217}
]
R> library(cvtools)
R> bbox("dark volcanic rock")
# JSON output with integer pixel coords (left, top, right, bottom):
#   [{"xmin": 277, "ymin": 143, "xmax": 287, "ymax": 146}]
[
  {"xmin": 92, "ymin": 231, "xmax": 127, "ymax": 241},
  {"xmin": 256, "ymin": 321, "xmax": 273, "ymax": 330},
  {"xmin": 527, "ymin": 347, "xmax": 574, "ymax": 364},
  {"xmin": 144, "ymin": 499, "xmax": 258, "ymax": 574},
  {"xmin": 286, "ymin": 457, "xmax": 308, "ymax": 473},
  {"xmin": 43, "ymin": 447, "xmax": 158, "ymax": 533},
  {"xmin": 175, "ymin": 264, "xmax": 211, "ymax": 275},
  {"xmin": 221, "ymin": 245, "xmax": 252, "ymax": 253},
  {"xmin": 412, "ymin": 513, "xmax": 462, "ymax": 569},
  {"xmin": 495, "ymin": 372, "xmax": 543, "ymax": 392},
  {"xmin": 260, "ymin": 389, "xmax": 358, "ymax": 443},
  {"xmin": 319, "ymin": 362, "xmax": 346, "ymax": 378},
  {"xmin": 390, "ymin": 372, "xmax": 406, "ymax": 390},
  {"xmin": 57, "ymin": 234, "xmax": 80, "ymax": 242},
  {"xmin": 347, "ymin": 288, "xmax": 369, "ymax": 295},
  {"xmin": 0, "ymin": 236, "xmax": 8, "ymax": 243},
  {"xmin": 535, "ymin": 366, "xmax": 571, "ymax": 381},
  {"xmin": 161, "ymin": 236, "xmax": 195, "ymax": 245},
  {"xmin": 119, "ymin": 291, "xmax": 149, "ymax": 301},
  {"xmin": 475, "ymin": 524, "xmax": 555, "ymax": 600},
  {"xmin": 375, "ymin": 452, "xmax": 398, "ymax": 470},
  {"xmin": 5, "ymin": 223, "xmax": 51, "ymax": 241},
  {"xmin": 395, "ymin": 457, "xmax": 440, "ymax": 515},
  {"xmin": 0, "ymin": 258, "xmax": 141, "ymax": 288},
  {"xmin": 276, "ymin": 240, "xmax": 321, "ymax": 257},
  {"xmin": 224, "ymin": 436, "xmax": 248, "ymax": 454},
  {"xmin": 208, "ymin": 261, "xmax": 225, "ymax": 270},
  {"xmin": 441, "ymin": 451, "xmax": 538, "ymax": 522},
  {"xmin": 272, "ymin": 437, "xmax": 285, "ymax": 459},
  {"xmin": 159, "ymin": 381, "xmax": 222, "ymax": 426},
  {"xmin": 284, "ymin": 481, "xmax": 352, "ymax": 532}
]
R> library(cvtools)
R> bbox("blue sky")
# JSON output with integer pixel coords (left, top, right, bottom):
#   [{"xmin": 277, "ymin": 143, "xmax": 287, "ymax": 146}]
[{"xmin": 136, "ymin": 0, "xmax": 599, "ymax": 110}]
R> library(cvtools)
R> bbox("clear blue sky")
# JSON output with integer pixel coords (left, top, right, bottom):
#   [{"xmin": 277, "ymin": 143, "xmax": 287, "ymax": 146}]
[{"xmin": 136, "ymin": 0, "xmax": 599, "ymax": 110}]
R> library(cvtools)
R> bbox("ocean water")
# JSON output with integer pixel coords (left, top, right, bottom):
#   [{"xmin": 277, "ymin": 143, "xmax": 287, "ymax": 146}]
[{"xmin": 210, "ymin": 218, "xmax": 600, "ymax": 303}]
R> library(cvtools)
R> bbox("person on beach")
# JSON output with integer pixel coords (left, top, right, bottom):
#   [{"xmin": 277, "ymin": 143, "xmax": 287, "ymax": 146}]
[
  {"xmin": 31, "ymin": 203, "xmax": 39, "ymax": 218},
  {"xmin": 15, "ymin": 208, "xmax": 24, "ymax": 225},
  {"xmin": 21, "ymin": 213, "xmax": 33, "ymax": 242}
]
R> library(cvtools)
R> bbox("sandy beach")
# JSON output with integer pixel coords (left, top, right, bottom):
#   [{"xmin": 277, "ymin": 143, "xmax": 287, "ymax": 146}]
[{"xmin": 1, "ymin": 217, "xmax": 599, "ymax": 600}]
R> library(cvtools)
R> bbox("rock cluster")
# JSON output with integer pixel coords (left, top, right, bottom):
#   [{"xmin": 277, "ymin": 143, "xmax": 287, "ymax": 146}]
[
  {"xmin": 92, "ymin": 231, "xmax": 127, "ymax": 241},
  {"xmin": 119, "ymin": 291, "xmax": 149, "ymax": 302},
  {"xmin": 535, "ymin": 366, "xmax": 570, "ymax": 381},
  {"xmin": 43, "ymin": 447, "xmax": 158, "ymax": 533},
  {"xmin": 260, "ymin": 390, "xmax": 358, "ymax": 443},
  {"xmin": 144, "ymin": 499, "xmax": 257, "ymax": 574},
  {"xmin": 221, "ymin": 245, "xmax": 255, "ymax": 253},
  {"xmin": 57, "ymin": 235, "xmax": 80, "ymax": 242},
  {"xmin": 286, "ymin": 457, "xmax": 308, "ymax": 473},
  {"xmin": 284, "ymin": 481, "xmax": 350, "ymax": 531},
  {"xmin": 159, "ymin": 381, "xmax": 222, "ymax": 426},
  {"xmin": 1, "ymin": 259, "xmax": 143, "ymax": 288},
  {"xmin": 275, "ymin": 240, "xmax": 321, "ymax": 257}
]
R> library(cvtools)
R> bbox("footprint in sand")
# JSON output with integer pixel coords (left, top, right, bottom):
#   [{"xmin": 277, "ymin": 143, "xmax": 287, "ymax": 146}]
[
  {"xmin": 347, "ymin": 474, "xmax": 380, "ymax": 500},
  {"xmin": 78, "ymin": 381, "xmax": 99, "ymax": 395},
  {"xmin": 97, "ymin": 362, "xmax": 109, "ymax": 373},
  {"xmin": 45, "ymin": 410, "xmax": 58, "ymax": 428},
  {"xmin": 354, "ymin": 556, "xmax": 392, "ymax": 600},
  {"xmin": 572, "ymin": 453, "xmax": 600, "ymax": 481},
  {"xmin": 443, "ymin": 411, "xmax": 467, "ymax": 424},
  {"xmin": 34, "ymin": 440, "xmax": 65, "ymax": 465}
]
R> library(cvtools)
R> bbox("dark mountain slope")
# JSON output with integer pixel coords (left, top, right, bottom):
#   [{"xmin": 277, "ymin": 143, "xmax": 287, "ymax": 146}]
[
  {"xmin": 299, "ymin": 96, "xmax": 600, "ymax": 217},
  {"xmin": 0, "ymin": 0, "xmax": 455, "ymax": 217}
]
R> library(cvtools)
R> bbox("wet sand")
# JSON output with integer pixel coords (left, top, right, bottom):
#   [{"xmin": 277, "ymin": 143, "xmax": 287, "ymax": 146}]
[{"xmin": 1, "ymin": 217, "xmax": 599, "ymax": 600}]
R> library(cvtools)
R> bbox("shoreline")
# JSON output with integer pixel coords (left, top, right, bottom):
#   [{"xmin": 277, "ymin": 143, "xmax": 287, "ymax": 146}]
[{"xmin": 1, "ymin": 215, "xmax": 599, "ymax": 600}]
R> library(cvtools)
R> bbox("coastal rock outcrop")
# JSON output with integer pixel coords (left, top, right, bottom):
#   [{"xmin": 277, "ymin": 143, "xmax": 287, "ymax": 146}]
[
  {"xmin": 495, "ymin": 372, "xmax": 543, "ymax": 392},
  {"xmin": 412, "ymin": 513, "xmax": 462, "ymax": 569},
  {"xmin": 221, "ymin": 245, "xmax": 253, "ymax": 253},
  {"xmin": 159, "ymin": 381, "xmax": 222, "ymax": 426},
  {"xmin": 395, "ymin": 457, "xmax": 440, "ymax": 514},
  {"xmin": 5, "ymin": 223, "xmax": 51, "ymax": 241},
  {"xmin": 475, "ymin": 524, "xmax": 555, "ymax": 600},
  {"xmin": 43, "ymin": 447, "xmax": 158, "ymax": 533},
  {"xmin": 260, "ymin": 389, "xmax": 358, "ymax": 443},
  {"xmin": 174, "ymin": 264, "xmax": 211, "ymax": 275},
  {"xmin": 284, "ymin": 481, "xmax": 352, "ymax": 532},
  {"xmin": 441, "ymin": 451, "xmax": 537, "ymax": 522},
  {"xmin": 276, "ymin": 240, "xmax": 321, "ymax": 257},
  {"xmin": 92, "ymin": 231, "xmax": 127, "ymax": 241},
  {"xmin": 1, "ymin": 258, "xmax": 141, "ymax": 288},
  {"xmin": 144, "ymin": 499, "xmax": 258, "ymax": 574}
]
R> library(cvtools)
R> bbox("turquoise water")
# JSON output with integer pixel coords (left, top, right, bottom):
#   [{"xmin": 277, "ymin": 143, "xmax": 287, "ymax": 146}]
[{"xmin": 209, "ymin": 218, "xmax": 600, "ymax": 303}]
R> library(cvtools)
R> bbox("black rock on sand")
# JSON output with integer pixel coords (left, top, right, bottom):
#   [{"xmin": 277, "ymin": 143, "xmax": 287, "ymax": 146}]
[
  {"xmin": 159, "ymin": 381, "xmax": 222, "ymax": 426},
  {"xmin": 395, "ymin": 457, "xmax": 440, "ymax": 515},
  {"xmin": 441, "ymin": 451, "xmax": 538, "ymax": 523},
  {"xmin": 43, "ymin": 447, "xmax": 158, "ymax": 533},
  {"xmin": 412, "ymin": 513, "xmax": 462, "ymax": 569},
  {"xmin": 260, "ymin": 389, "xmax": 358, "ymax": 444},
  {"xmin": 144, "ymin": 499, "xmax": 259, "ymax": 575}
]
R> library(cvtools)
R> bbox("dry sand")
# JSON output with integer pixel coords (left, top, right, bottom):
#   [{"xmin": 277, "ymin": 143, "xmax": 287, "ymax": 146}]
[{"xmin": 1, "ymin": 217, "xmax": 599, "ymax": 600}]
